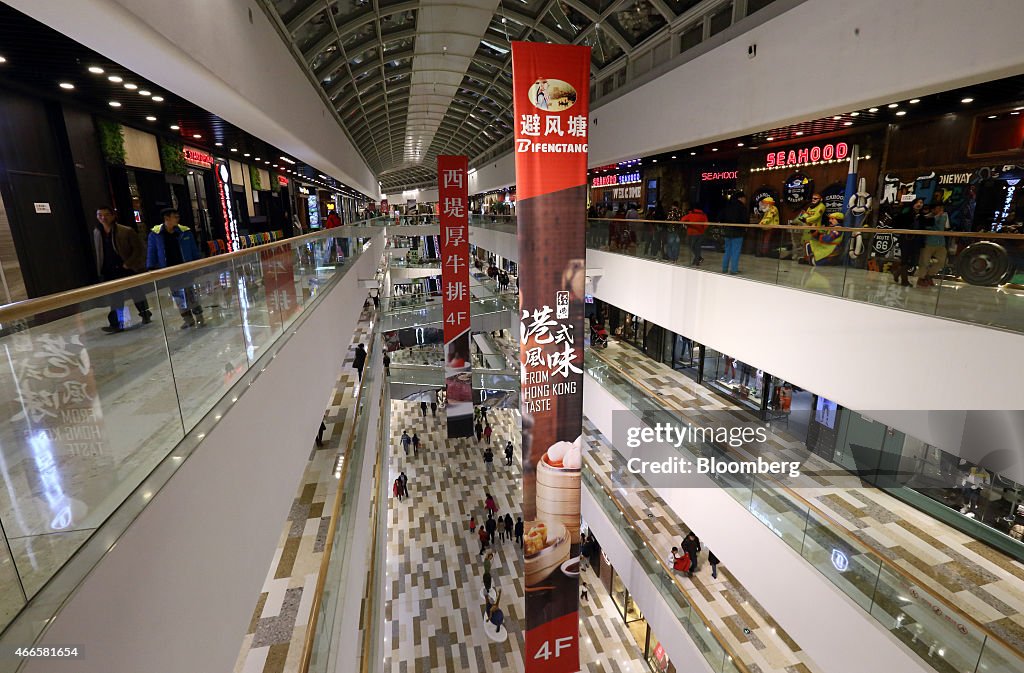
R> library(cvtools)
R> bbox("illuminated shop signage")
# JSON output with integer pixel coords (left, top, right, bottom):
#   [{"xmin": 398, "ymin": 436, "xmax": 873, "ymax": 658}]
[
  {"xmin": 701, "ymin": 171, "xmax": 739, "ymax": 181},
  {"xmin": 216, "ymin": 161, "xmax": 239, "ymax": 251},
  {"xmin": 591, "ymin": 171, "xmax": 641, "ymax": 188},
  {"xmin": 765, "ymin": 142, "xmax": 849, "ymax": 169},
  {"xmin": 298, "ymin": 186, "xmax": 310, "ymax": 195},
  {"xmin": 183, "ymin": 146, "xmax": 215, "ymax": 169},
  {"xmin": 277, "ymin": 175, "xmax": 289, "ymax": 186}
]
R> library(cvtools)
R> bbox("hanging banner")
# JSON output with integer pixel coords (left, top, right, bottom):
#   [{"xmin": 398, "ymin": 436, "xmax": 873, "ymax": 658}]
[
  {"xmin": 513, "ymin": 41, "xmax": 589, "ymax": 673},
  {"xmin": 438, "ymin": 155, "xmax": 474, "ymax": 438}
]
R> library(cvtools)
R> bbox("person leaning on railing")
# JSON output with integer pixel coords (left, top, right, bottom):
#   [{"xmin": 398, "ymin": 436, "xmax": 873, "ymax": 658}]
[{"xmin": 147, "ymin": 207, "xmax": 205, "ymax": 328}]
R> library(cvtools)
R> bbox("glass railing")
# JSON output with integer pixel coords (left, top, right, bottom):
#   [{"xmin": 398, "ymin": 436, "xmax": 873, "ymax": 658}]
[
  {"xmin": 584, "ymin": 351, "xmax": 1023, "ymax": 673},
  {"xmin": 379, "ymin": 295, "xmax": 514, "ymax": 331},
  {"xmin": 387, "ymin": 257, "xmax": 441, "ymax": 269},
  {"xmin": 582, "ymin": 465, "xmax": 745, "ymax": 673},
  {"xmin": 467, "ymin": 214, "xmax": 1024, "ymax": 334},
  {"xmin": 0, "ymin": 224, "xmax": 378, "ymax": 640},
  {"xmin": 305, "ymin": 325, "xmax": 383, "ymax": 673}
]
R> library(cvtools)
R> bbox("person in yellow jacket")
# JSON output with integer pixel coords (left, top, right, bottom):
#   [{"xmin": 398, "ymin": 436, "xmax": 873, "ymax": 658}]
[
  {"xmin": 791, "ymin": 193, "xmax": 825, "ymax": 262},
  {"xmin": 805, "ymin": 211, "xmax": 846, "ymax": 265},
  {"xmin": 757, "ymin": 196, "xmax": 780, "ymax": 256}
]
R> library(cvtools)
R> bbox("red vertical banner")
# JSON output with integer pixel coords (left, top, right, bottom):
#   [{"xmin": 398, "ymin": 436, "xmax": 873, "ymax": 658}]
[
  {"xmin": 438, "ymin": 156, "xmax": 474, "ymax": 438},
  {"xmin": 513, "ymin": 42, "xmax": 590, "ymax": 673}
]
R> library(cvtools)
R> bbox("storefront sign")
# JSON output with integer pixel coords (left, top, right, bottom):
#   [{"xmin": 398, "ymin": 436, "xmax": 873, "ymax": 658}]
[
  {"xmin": 513, "ymin": 41, "xmax": 589, "ymax": 673},
  {"xmin": 821, "ymin": 182, "xmax": 846, "ymax": 215},
  {"xmin": 766, "ymin": 142, "xmax": 849, "ymax": 169},
  {"xmin": 216, "ymin": 161, "xmax": 239, "ymax": 251},
  {"xmin": 590, "ymin": 171, "xmax": 641, "ymax": 188},
  {"xmin": 298, "ymin": 185, "xmax": 310, "ymax": 196},
  {"xmin": 183, "ymin": 146, "xmax": 214, "ymax": 169},
  {"xmin": 277, "ymin": 175, "xmax": 289, "ymax": 186},
  {"xmin": 611, "ymin": 186, "xmax": 642, "ymax": 200},
  {"xmin": 701, "ymin": 171, "xmax": 739, "ymax": 181},
  {"xmin": 783, "ymin": 172, "xmax": 814, "ymax": 205},
  {"xmin": 438, "ymin": 156, "xmax": 473, "ymax": 439}
]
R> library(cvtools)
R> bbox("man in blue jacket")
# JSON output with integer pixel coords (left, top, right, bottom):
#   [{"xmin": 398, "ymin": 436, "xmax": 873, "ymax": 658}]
[{"xmin": 148, "ymin": 208, "xmax": 205, "ymax": 327}]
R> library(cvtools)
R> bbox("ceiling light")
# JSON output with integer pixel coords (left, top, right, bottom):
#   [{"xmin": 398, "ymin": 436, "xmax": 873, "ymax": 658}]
[
  {"xmin": 868, "ymin": 107, "xmax": 879, "ymax": 112},
  {"xmin": 849, "ymin": 112, "xmax": 859, "ymax": 117},
  {"xmin": 88, "ymin": 66, "xmax": 103, "ymax": 74},
  {"xmin": 108, "ymin": 101, "xmax": 121, "ymax": 107},
  {"xmin": 230, "ymin": 148, "xmax": 238, "ymax": 152},
  {"xmin": 254, "ymin": 157, "xmax": 261, "ymax": 161},
  {"xmin": 887, "ymin": 103, "xmax": 898, "ymax": 108},
  {"xmin": 124, "ymin": 83, "xmax": 138, "ymax": 90},
  {"xmin": 215, "ymin": 142, "xmax": 223, "ymax": 146},
  {"xmin": 765, "ymin": 136, "xmax": 774, "ymax": 141},
  {"xmin": 244, "ymin": 153, "xmax": 250, "ymax": 157},
  {"xmin": 151, "ymin": 96, "xmax": 164, "ymax": 102},
  {"xmin": 737, "ymin": 142, "xmax": 744, "ymax": 146},
  {"xmin": 170, "ymin": 124, "xmax": 180, "ymax": 130},
  {"xmin": 1016, "ymin": 107, "xmax": 1024, "ymax": 111},
  {"xmin": 689, "ymin": 152, "xmax": 696, "ymax": 156},
  {"xmin": 832, "ymin": 115, "xmax": 841, "ymax": 120},
  {"xmin": 909, "ymin": 98, "xmax": 920, "ymax": 104},
  {"xmin": 280, "ymin": 156, "xmax": 295, "ymax": 164},
  {"xmin": 843, "ymin": 121, "xmax": 853, "ymax": 126},
  {"xmin": 192, "ymin": 133, "xmax": 202, "ymax": 138},
  {"xmin": 988, "ymin": 115, "xmax": 997, "ymax": 119},
  {"xmin": 671, "ymin": 155, "xmax": 676, "ymax": 159},
  {"xmin": 896, "ymin": 110, "xmax": 907, "ymax": 116},
  {"xmin": 59, "ymin": 82, "xmax": 74, "ymax": 90},
  {"xmin": 795, "ymin": 131, "xmax": 804, "ymax": 136},
  {"xmin": 652, "ymin": 159, "xmax": 657, "ymax": 163},
  {"xmin": 961, "ymin": 97, "xmax": 974, "ymax": 103},
  {"xmin": 145, "ymin": 115, "xmax": 157, "ymax": 121},
  {"xmin": 711, "ymin": 148, "xmax": 718, "ymax": 152},
  {"xmin": 139, "ymin": 90, "xmax": 151, "ymax": 96},
  {"xmin": 108, "ymin": 75, "xmax": 123, "ymax": 83},
  {"xmin": 1014, "ymin": 112, "xmax": 1021, "ymax": 116},
  {"xmin": 272, "ymin": 164, "xmax": 278, "ymax": 168}
]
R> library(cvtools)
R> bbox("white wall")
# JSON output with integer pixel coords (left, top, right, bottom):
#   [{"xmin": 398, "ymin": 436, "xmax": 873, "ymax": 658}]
[
  {"xmin": 583, "ymin": 374, "xmax": 934, "ymax": 673},
  {"xmin": 25, "ymin": 235, "xmax": 384, "ymax": 673},
  {"xmin": 586, "ymin": 249, "xmax": 1024, "ymax": 412},
  {"xmin": 581, "ymin": 487, "xmax": 713, "ymax": 673},
  {"xmin": 11, "ymin": 0, "xmax": 378, "ymax": 196},
  {"xmin": 385, "ymin": 189, "xmax": 439, "ymax": 205},
  {"xmin": 468, "ymin": 225, "xmax": 517, "ymax": 264},
  {"xmin": 469, "ymin": 153, "xmax": 516, "ymax": 196}
]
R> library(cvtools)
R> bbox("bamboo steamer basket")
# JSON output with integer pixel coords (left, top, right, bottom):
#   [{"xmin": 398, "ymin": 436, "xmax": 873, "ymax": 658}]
[
  {"xmin": 536, "ymin": 457, "xmax": 582, "ymax": 543},
  {"xmin": 524, "ymin": 521, "xmax": 570, "ymax": 586}
]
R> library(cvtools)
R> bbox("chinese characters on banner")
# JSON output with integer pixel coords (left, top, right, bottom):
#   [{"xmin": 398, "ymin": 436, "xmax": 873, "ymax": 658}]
[
  {"xmin": 437, "ymin": 156, "xmax": 474, "ymax": 438},
  {"xmin": 512, "ymin": 42, "xmax": 590, "ymax": 673}
]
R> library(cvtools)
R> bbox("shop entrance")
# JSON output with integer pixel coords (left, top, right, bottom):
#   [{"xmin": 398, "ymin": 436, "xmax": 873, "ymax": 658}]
[{"xmin": 185, "ymin": 169, "xmax": 214, "ymax": 247}]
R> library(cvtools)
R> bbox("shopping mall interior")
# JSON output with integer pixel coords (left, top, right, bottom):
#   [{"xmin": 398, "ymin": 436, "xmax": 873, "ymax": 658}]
[{"xmin": 0, "ymin": 1, "xmax": 1023, "ymax": 672}]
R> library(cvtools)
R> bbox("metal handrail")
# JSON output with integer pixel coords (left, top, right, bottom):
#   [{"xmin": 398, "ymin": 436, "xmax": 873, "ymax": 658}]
[
  {"xmin": 0, "ymin": 218, "xmax": 385, "ymax": 324},
  {"xmin": 589, "ymin": 350, "xmax": 1024, "ymax": 662}
]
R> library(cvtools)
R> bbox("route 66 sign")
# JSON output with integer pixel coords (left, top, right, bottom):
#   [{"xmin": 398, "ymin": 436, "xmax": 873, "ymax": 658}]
[{"xmin": 872, "ymin": 231, "xmax": 896, "ymax": 255}]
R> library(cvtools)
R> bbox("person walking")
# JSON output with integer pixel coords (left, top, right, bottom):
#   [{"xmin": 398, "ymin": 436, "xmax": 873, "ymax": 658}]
[
  {"xmin": 483, "ymin": 423, "xmax": 493, "ymax": 445},
  {"xmin": 400, "ymin": 430, "xmax": 411, "ymax": 456},
  {"xmin": 316, "ymin": 415, "xmax": 327, "ymax": 447},
  {"xmin": 917, "ymin": 203, "xmax": 949, "ymax": 287},
  {"xmin": 94, "ymin": 206, "xmax": 152, "ymax": 333},
  {"xmin": 681, "ymin": 532, "xmax": 702, "ymax": 577},
  {"xmin": 497, "ymin": 516, "xmax": 507, "ymax": 542},
  {"xmin": 504, "ymin": 440, "xmax": 514, "ymax": 466},
  {"xmin": 478, "ymin": 525, "xmax": 490, "ymax": 555},
  {"xmin": 411, "ymin": 433, "xmax": 420, "ymax": 456},
  {"xmin": 147, "ymin": 207, "xmax": 204, "ymax": 328},
  {"xmin": 469, "ymin": 515, "xmax": 477, "ymax": 534},
  {"xmin": 483, "ymin": 552, "xmax": 494, "ymax": 593},
  {"xmin": 891, "ymin": 198, "xmax": 925, "ymax": 287},
  {"xmin": 398, "ymin": 471, "xmax": 409, "ymax": 497},
  {"xmin": 580, "ymin": 536, "xmax": 593, "ymax": 572},
  {"xmin": 708, "ymin": 549, "xmax": 720, "ymax": 579},
  {"xmin": 485, "ymin": 513, "xmax": 497, "ymax": 546},
  {"xmin": 719, "ymin": 192, "xmax": 749, "ymax": 275},
  {"xmin": 430, "ymin": 399, "xmax": 438, "ymax": 417},
  {"xmin": 325, "ymin": 209, "xmax": 342, "ymax": 229},
  {"xmin": 383, "ymin": 352, "xmax": 391, "ymax": 377},
  {"xmin": 681, "ymin": 203, "xmax": 709, "ymax": 266},
  {"xmin": 475, "ymin": 419, "xmax": 484, "ymax": 443},
  {"xmin": 483, "ymin": 446, "xmax": 494, "ymax": 469},
  {"xmin": 420, "ymin": 400, "xmax": 428, "ymax": 417},
  {"xmin": 485, "ymin": 493, "xmax": 499, "ymax": 515},
  {"xmin": 503, "ymin": 513, "xmax": 513, "ymax": 543},
  {"xmin": 353, "ymin": 344, "xmax": 367, "ymax": 380},
  {"xmin": 514, "ymin": 517, "xmax": 524, "ymax": 547}
]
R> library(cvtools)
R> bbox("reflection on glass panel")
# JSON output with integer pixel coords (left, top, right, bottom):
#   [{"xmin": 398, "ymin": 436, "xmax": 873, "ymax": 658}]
[
  {"xmin": 328, "ymin": 0, "xmax": 375, "ymax": 23},
  {"xmin": 350, "ymin": 45, "xmax": 378, "ymax": 68},
  {"xmin": 680, "ymin": 22, "xmax": 702, "ymax": 52},
  {"xmin": 274, "ymin": 0, "xmax": 307, "ymax": 23},
  {"xmin": 0, "ymin": 538, "xmax": 25, "ymax": 632},
  {"xmin": 746, "ymin": 0, "xmax": 777, "ymax": 15},
  {"xmin": 708, "ymin": 4, "xmax": 733, "ymax": 37},
  {"xmin": 381, "ymin": 8, "xmax": 416, "ymax": 31},
  {"xmin": 663, "ymin": 0, "xmax": 703, "ymax": 14},
  {"xmin": 311, "ymin": 45, "xmax": 339, "ymax": 73},
  {"xmin": 342, "ymin": 21, "xmax": 376, "ymax": 50},
  {"xmin": 542, "ymin": 3, "xmax": 589, "ymax": 40},
  {"xmin": 383, "ymin": 37, "xmax": 414, "ymax": 56},
  {"xmin": 610, "ymin": 0, "xmax": 667, "ymax": 44},
  {"xmin": 294, "ymin": 13, "xmax": 332, "ymax": 53},
  {"xmin": 801, "ymin": 509, "xmax": 880, "ymax": 611},
  {"xmin": 596, "ymin": 27, "xmax": 625, "ymax": 65}
]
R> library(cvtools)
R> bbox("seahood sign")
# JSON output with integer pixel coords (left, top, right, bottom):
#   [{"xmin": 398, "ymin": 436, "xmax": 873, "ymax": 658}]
[{"xmin": 766, "ymin": 142, "xmax": 849, "ymax": 169}]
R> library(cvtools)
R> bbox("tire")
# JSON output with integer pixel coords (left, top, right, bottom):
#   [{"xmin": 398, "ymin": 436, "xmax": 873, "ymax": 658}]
[{"xmin": 957, "ymin": 241, "xmax": 1010, "ymax": 287}]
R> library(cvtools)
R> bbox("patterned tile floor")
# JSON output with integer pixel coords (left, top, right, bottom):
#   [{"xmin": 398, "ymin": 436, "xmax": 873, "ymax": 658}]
[
  {"xmin": 583, "ymin": 418, "xmax": 821, "ymax": 673},
  {"xmin": 232, "ymin": 310, "xmax": 374, "ymax": 673},
  {"xmin": 383, "ymin": 401, "xmax": 650, "ymax": 673},
  {"xmin": 595, "ymin": 338, "xmax": 1024, "ymax": 659}
]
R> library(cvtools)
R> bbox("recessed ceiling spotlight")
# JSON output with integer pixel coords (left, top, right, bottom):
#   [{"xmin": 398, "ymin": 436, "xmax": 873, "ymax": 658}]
[
  {"xmin": 849, "ymin": 112, "xmax": 860, "ymax": 117},
  {"xmin": 192, "ymin": 133, "xmax": 202, "ymax": 138},
  {"xmin": 832, "ymin": 115, "xmax": 841, "ymax": 120},
  {"xmin": 961, "ymin": 97, "xmax": 974, "ymax": 103},
  {"xmin": 108, "ymin": 101, "xmax": 121, "ymax": 107},
  {"xmin": 887, "ymin": 103, "xmax": 898, "ymax": 108},
  {"xmin": 170, "ymin": 124, "xmax": 180, "ymax": 130},
  {"xmin": 138, "ymin": 90, "xmax": 151, "ymax": 96},
  {"xmin": 737, "ymin": 142, "xmax": 744, "ymax": 146},
  {"xmin": 711, "ymin": 148, "xmax": 718, "ymax": 152},
  {"xmin": 215, "ymin": 142, "xmax": 223, "ymax": 146},
  {"xmin": 689, "ymin": 151, "xmax": 696, "ymax": 156},
  {"xmin": 1016, "ymin": 107, "xmax": 1024, "ymax": 111},
  {"xmin": 896, "ymin": 110, "xmax": 907, "ymax": 116},
  {"xmin": 843, "ymin": 121, "xmax": 853, "ymax": 126},
  {"xmin": 145, "ymin": 115, "xmax": 157, "ymax": 121},
  {"xmin": 988, "ymin": 115, "xmax": 997, "ymax": 119},
  {"xmin": 58, "ymin": 82, "xmax": 74, "ymax": 90},
  {"xmin": 244, "ymin": 153, "xmax": 250, "ymax": 157},
  {"xmin": 652, "ymin": 159, "xmax": 657, "ymax": 163},
  {"xmin": 765, "ymin": 136, "xmax": 774, "ymax": 141},
  {"xmin": 88, "ymin": 66, "xmax": 103, "ymax": 74},
  {"xmin": 868, "ymin": 107, "xmax": 879, "ymax": 112},
  {"xmin": 124, "ymin": 83, "xmax": 138, "ymax": 90},
  {"xmin": 671, "ymin": 155, "xmax": 676, "ymax": 159},
  {"xmin": 795, "ymin": 131, "xmax": 804, "ymax": 136},
  {"xmin": 909, "ymin": 98, "xmax": 920, "ymax": 104},
  {"xmin": 151, "ymin": 96, "xmax": 164, "ymax": 102},
  {"xmin": 108, "ymin": 75, "xmax": 123, "ymax": 83},
  {"xmin": 230, "ymin": 148, "xmax": 238, "ymax": 152}
]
